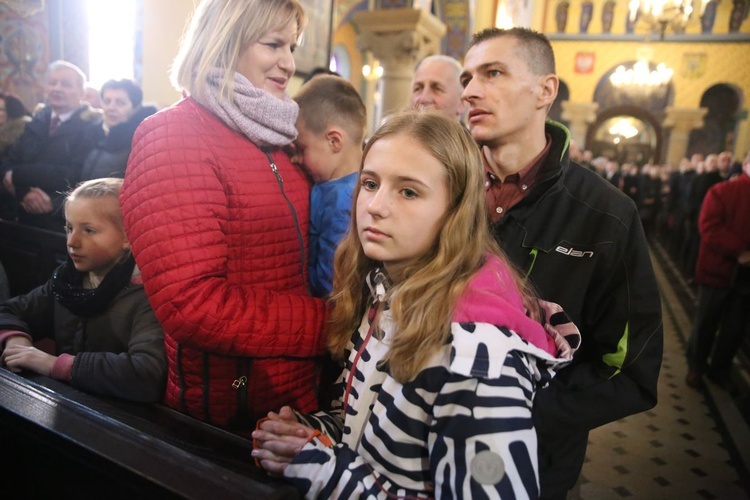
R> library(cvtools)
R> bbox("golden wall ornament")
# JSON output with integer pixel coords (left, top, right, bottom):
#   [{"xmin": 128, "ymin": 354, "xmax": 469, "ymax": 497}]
[{"xmin": 681, "ymin": 52, "xmax": 707, "ymax": 79}]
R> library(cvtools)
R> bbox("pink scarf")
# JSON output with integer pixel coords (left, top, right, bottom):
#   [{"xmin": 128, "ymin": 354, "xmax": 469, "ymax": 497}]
[{"xmin": 199, "ymin": 68, "xmax": 298, "ymax": 147}]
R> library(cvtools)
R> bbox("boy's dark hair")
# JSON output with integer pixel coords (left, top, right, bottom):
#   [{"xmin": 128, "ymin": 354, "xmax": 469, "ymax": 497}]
[
  {"xmin": 100, "ymin": 79, "xmax": 143, "ymax": 108},
  {"xmin": 294, "ymin": 75, "xmax": 366, "ymax": 145},
  {"xmin": 470, "ymin": 27, "xmax": 556, "ymax": 76},
  {"xmin": 302, "ymin": 66, "xmax": 341, "ymax": 85}
]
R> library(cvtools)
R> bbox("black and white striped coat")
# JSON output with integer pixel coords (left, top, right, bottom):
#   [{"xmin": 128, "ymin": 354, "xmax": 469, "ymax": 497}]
[{"xmin": 286, "ymin": 259, "xmax": 579, "ymax": 499}]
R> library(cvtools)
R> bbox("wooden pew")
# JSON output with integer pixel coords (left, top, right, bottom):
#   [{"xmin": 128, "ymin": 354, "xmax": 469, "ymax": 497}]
[
  {"xmin": 0, "ymin": 368, "xmax": 300, "ymax": 499},
  {"xmin": 0, "ymin": 219, "xmax": 67, "ymax": 297}
]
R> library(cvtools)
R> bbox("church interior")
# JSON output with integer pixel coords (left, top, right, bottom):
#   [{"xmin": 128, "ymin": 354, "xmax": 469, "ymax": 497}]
[{"xmin": 0, "ymin": 0, "xmax": 749, "ymax": 498}]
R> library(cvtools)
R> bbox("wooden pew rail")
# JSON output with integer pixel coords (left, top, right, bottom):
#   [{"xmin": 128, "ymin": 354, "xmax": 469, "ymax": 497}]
[{"xmin": 0, "ymin": 368, "xmax": 299, "ymax": 499}]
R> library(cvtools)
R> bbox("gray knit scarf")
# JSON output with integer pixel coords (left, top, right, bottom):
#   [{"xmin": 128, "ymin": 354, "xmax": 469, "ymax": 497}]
[{"xmin": 199, "ymin": 68, "xmax": 298, "ymax": 147}]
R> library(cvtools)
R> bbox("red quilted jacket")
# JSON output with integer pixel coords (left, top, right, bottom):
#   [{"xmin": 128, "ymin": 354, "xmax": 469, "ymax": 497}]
[{"xmin": 121, "ymin": 97, "xmax": 328, "ymax": 429}]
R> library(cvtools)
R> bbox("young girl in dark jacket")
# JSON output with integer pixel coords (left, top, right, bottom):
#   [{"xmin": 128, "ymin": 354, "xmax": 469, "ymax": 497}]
[{"xmin": 0, "ymin": 178, "xmax": 166, "ymax": 402}]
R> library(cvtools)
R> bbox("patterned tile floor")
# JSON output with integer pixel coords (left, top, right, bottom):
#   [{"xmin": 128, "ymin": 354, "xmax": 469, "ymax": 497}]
[{"xmin": 573, "ymin": 243, "xmax": 750, "ymax": 499}]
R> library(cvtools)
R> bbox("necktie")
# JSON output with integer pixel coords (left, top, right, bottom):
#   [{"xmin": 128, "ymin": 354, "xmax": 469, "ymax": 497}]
[{"xmin": 49, "ymin": 115, "xmax": 61, "ymax": 135}]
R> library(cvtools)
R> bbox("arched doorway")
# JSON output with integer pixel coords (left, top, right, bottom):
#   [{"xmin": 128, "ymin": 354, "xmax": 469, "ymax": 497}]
[
  {"xmin": 687, "ymin": 84, "xmax": 743, "ymax": 156},
  {"xmin": 586, "ymin": 106, "xmax": 662, "ymax": 164}
]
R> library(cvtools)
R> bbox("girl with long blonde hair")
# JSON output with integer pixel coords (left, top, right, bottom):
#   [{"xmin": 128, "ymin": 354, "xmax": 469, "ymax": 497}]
[{"xmin": 253, "ymin": 110, "xmax": 580, "ymax": 498}]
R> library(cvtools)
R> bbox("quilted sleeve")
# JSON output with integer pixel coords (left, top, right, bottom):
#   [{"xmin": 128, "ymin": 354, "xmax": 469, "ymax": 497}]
[{"xmin": 120, "ymin": 111, "xmax": 328, "ymax": 359}]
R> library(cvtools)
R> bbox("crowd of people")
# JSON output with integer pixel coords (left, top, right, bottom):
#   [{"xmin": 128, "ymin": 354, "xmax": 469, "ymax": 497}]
[
  {"xmin": 0, "ymin": 61, "xmax": 154, "ymax": 230},
  {"xmin": 571, "ymin": 149, "xmax": 743, "ymax": 271},
  {"xmin": 0, "ymin": 0, "xmax": 747, "ymax": 497}
]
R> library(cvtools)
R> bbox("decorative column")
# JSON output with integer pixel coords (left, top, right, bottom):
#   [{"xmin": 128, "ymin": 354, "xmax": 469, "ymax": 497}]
[
  {"xmin": 662, "ymin": 107, "xmax": 708, "ymax": 165},
  {"xmin": 561, "ymin": 101, "xmax": 599, "ymax": 149},
  {"xmin": 732, "ymin": 109, "xmax": 749, "ymax": 160},
  {"xmin": 354, "ymin": 8, "xmax": 446, "ymax": 118}
]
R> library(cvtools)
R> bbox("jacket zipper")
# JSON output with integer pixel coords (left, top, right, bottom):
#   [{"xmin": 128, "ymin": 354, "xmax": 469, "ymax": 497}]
[
  {"xmin": 233, "ymin": 358, "xmax": 250, "ymax": 423},
  {"xmin": 76, "ymin": 318, "xmax": 88, "ymax": 352},
  {"xmin": 176, "ymin": 343, "xmax": 188, "ymax": 413},
  {"xmin": 262, "ymin": 149, "xmax": 311, "ymax": 295},
  {"xmin": 343, "ymin": 304, "xmax": 380, "ymax": 415},
  {"xmin": 202, "ymin": 352, "xmax": 211, "ymax": 424}
]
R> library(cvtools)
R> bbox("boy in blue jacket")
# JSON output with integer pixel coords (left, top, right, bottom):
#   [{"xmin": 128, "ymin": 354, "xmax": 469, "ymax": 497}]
[{"xmin": 293, "ymin": 76, "xmax": 366, "ymax": 298}]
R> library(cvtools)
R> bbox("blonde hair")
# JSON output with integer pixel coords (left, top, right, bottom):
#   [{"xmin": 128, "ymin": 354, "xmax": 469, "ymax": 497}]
[
  {"xmin": 171, "ymin": 0, "xmax": 306, "ymax": 103},
  {"xmin": 328, "ymin": 110, "xmax": 537, "ymax": 383},
  {"xmin": 66, "ymin": 178, "xmax": 124, "ymax": 229},
  {"xmin": 294, "ymin": 75, "xmax": 366, "ymax": 145}
]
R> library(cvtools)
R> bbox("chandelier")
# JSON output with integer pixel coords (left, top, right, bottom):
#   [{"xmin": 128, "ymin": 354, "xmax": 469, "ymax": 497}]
[
  {"xmin": 610, "ymin": 60, "xmax": 673, "ymax": 87},
  {"xmin": 628, "ymin": 0, "xmax": 709, "ymax": 39},
  {"xmin": 608, "ymin": 118, "xmax": 641, "ymax": 144},
  {"xmin": 609, "ymin": 45, "xmax": 673, "ymax": 101},
  {"xmin": 362, "ymin": 60, "xmax": 384, "ymax": 81}
]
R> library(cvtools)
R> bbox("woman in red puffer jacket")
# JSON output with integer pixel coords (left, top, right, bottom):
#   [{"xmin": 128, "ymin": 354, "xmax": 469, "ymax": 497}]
[{"xmin": 120, "ymin": 0, "xmax": 328, "ymax": 431}]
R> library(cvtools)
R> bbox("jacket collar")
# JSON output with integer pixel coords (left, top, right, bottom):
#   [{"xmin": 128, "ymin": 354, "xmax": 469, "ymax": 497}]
[
  {"xmin": 535, "ymin": 119, "xmax": 572, "ymax": 186},
  {"xmin": 29, "ymin": 104, "xmax": 96, "ymax": 135},
  {"xmin": 492, "ymin": 120, "xmax": 572, "ymax": 224}
]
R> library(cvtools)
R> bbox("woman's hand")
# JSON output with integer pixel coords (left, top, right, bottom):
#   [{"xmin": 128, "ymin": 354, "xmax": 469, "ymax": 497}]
[
  {"xmin": 21, "ymin": 187, "xmax": 53, "ymax": 214},
  {"xmin": 252, "ymin": 406, "xmax": 315, "ymax": 476},
  {"xmin": 0, "ymin": 334, "xmax": 33, "ymax": 358},
  {"xmin": 2, "ymin": 170, "xmax": 14, "ymax": 196},
  {"xmin": 1, "ymin": 344, "xmax": 57, "ymax": 375}
]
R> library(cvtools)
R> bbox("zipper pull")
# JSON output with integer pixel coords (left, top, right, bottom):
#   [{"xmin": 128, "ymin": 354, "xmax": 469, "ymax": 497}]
[
  {"xmin": 232, "ymin": 376, "xmax": 247, "ymax": 389},
  {"xmin": 264, "ymin": 150, "xmax": 283, "ymax": 184},
  {"xmin": 270, "ymin": 162, "xmax": 283, "ymax": 183},
  {"xmin": 373, "ymin": 268, "xmax": 390, "ymax": 302}
]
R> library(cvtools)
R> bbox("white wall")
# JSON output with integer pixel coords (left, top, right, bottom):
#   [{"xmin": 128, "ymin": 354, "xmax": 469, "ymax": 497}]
[{"xmin": 141, "ymin": 0, "xmax": 195, "ymax": 108}]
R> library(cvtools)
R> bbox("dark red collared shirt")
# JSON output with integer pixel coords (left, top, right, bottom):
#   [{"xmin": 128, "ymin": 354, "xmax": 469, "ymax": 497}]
[{"xmin": 484, "ymin": 135, "xmax": 552, "ymax": 223}]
